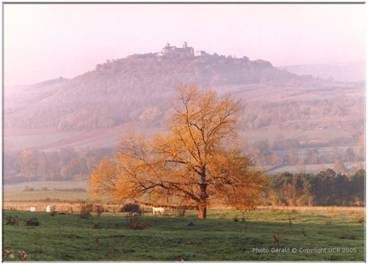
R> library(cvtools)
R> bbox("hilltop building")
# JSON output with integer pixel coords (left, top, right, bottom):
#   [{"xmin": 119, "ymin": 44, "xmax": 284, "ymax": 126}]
[{"xmin": 160, "ymin": 42, "xmax": 195, "ymax": 58}]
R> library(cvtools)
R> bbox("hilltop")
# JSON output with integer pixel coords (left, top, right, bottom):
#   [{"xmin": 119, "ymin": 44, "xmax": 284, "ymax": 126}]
[
  {"xmin": 5, "ymin": 42, "xmax": 310, "ymax": 131},
  {"xmin": 4, "ymin": 43, "xmax": 365, "ymax": 182}
]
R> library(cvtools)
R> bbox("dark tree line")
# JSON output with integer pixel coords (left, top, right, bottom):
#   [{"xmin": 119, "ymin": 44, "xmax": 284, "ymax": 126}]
[
  {"xmin": 267, "ymin": 169, "xmax": 365, "ymax": 206},
  {"xmin": 4, "ymin": 146, "xmax": 365, "ymax": 208},
  {"xmin": 247, "ymin": 138, "xmax": 364, "ymax": 169}
]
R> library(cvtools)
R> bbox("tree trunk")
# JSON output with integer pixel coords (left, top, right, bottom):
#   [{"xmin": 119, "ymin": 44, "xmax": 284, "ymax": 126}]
[
  {"xmin": 197, "ymin": 204, "xmax": 207, "ymax": 219},
  {"xmin": 197, "ymin": 166, "xmax": 208, "ymax": 219}
]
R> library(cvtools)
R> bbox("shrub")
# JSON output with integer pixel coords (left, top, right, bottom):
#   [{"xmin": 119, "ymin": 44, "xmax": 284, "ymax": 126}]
[
  {"xmin": 3, "ymin": 249, "xmax": 14, "ymax": 260},
  {"xmin": 93, "ymin": 223, "xmax": 101, "ymax": 229},
  {"xmin": 127, "ymin": 215, "xmax": 150, "ymax": 230},
  {"xmin": 23, "ymin": 186, "xmax": 34, "ymax": 192},
  {"xmin": 339, "ymin": 233, "xmax": 357, "ymax": 240},
  {"xmin": 17, "ymin": 250, "xmax": 28, "ymax": 261},
  {"xmin": 121, "ymin": 203, "xmax": 140, "ymax": 214},
  {"xmin": 94, "ymin": 204, "xmax": 104, "ymax": 217},
  {"xmin": 175, "ymin": 208, "xmax": 186, "ymax": 217},
  {"xmin": 272, "ymin": 233, "xmax": 280, "ymax": 247},
  {"xmin": 25, "ymin": 217, "xmax": 40, "ymax": 226},
  {"xmin": 5, "ymin": 216, "xmax": 20, "ymax": 225},
  {"xmin": 288, "ymin": 215, "xmax": 293, "ymax": 226},
  {"xmin": 80, "ymin": 203, "xmax": 93, "ymax": 218},
  {"xmin": 53, "ymin": 188, "xmax": 86, "ymax": 192},
  {"xmin": 50, "ymin": 211, "xmax": 57, "ymax": 217}
]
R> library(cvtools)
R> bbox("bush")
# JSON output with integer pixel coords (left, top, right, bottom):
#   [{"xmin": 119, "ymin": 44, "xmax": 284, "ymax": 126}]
[
  {"xmin": 17, "ymin": 250, "xmax": 28, "ymax": 261},
  {"xmin": 80, "ymin": 203, "xmax": 93, "ymax": 218},
  {"xmin": 339, "ymin": 233, "xmax": 357, "ymax": 240},
  {"xmin": 127, "ymin": 215, "xmax": 150, "ymax": 230},
  {"xmin": 121, "ymin": 203, "xmax": 140, "ymax": 214},
  {"xmin": 3, "ymin": 249, "xmax": 14, "ymax": 260},
  {"xmin": 5, "ymin": 216, "xmax": 20, "ymax": 225},
  {"xmin": 23, "ymin": 186, "xmax": 34, "ymax": 192},
  {"xmin": 94, "ymin": 204, "xmax": 104, "ymax": 217},
  {"xmin": 53, "ymin": 188, "xmax": 86, "ymax": 192},
  {"xmin": 50, "ymin": 211, "xmax": 57, "ymax": 217},
  {"xmin": 25, "ymin": 217, "xmax": 40, "ymax": 226},
  {"xmin": 175, "ymin": 208, "xmax": 186, "ymax": 217},
  {"xmin": 93, "ymin": 223, "xmax": 101, "ymax": 229}
]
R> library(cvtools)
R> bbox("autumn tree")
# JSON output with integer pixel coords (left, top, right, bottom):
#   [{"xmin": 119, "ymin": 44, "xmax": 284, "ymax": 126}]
[{"xmin": 90, "ymin": 85, "xmax": 267, "ymax": 219}]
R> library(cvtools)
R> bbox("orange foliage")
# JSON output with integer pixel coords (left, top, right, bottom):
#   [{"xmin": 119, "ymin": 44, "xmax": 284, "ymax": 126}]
[{"xmin": 89, "ymin": 85, "xmax": 267, "ymax": 218}]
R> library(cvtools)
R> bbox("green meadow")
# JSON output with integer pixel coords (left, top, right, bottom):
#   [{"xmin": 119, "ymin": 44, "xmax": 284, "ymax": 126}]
[{"xmin": 3, "ymin": 208, "xmax": 365, "ymax": 261}]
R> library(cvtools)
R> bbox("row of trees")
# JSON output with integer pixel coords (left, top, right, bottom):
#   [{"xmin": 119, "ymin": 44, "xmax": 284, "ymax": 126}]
[
  {"xmin": 4, "ymin": 148, "xmax": 112, "ymax": 183},
  {"xmin": 248, "ymin": 140, "xmax": 363, "ymax": 169},
  {"xmin": 267, "ymin": 169, "xmax": 365, "ymax": 206},
  {"xmin": 6, "ymin": 142, "xmax": 362, "ymax": 184}
]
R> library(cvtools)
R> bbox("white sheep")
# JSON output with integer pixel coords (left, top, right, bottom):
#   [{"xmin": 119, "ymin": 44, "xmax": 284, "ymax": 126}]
[
  {"xmin": 29, "ymin": 207, "xmax": 36, "ymax": 212},
  {"xmin": 46, "ymin": 205, "xmax": 55, "ymax": 213},
  {"xmin": 152, "ymin": 207, "xmax": 165, "ymax": 215}
]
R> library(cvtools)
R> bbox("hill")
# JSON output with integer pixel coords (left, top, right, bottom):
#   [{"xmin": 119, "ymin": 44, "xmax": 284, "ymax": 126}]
[{"xmin": 4, "ymin": 43, "xmax": 365, "ymax": 183}]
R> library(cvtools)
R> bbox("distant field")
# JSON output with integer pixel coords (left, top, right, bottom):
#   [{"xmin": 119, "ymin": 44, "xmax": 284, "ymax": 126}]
[
  {"xmin": 3, "ymin": 208, "xmax": 365, "ymax": 261},
  {"xmin": 4, "ymin": 181, "xmax": 89, "ymax": 202},
  {"xmin": 268, "ymin": 161, "xmax": 365, "ymax": 174}
]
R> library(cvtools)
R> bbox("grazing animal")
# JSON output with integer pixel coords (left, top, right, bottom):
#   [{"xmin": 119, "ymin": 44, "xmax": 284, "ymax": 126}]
[
  {"xmin": 46, "ymin": 205, "xmax": 56, "ymax": 213},
  {"xmin": 152, "ymin": 207, "xmax": 165, "ymax": 215},
  {"xmin": 29, "ymin": 207, "xmax": 36, "ymax": 212}
]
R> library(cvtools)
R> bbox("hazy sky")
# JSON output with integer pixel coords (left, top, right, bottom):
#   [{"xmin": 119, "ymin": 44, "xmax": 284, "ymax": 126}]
[{"xmin": 4, "ymin": 4, "xmax": 366, "ymax": 86}]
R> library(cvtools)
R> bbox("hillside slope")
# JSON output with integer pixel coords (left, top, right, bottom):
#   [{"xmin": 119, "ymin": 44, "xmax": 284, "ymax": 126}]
[{"xmin": 4, "ymin": 44, "xmax": 365, "ymax": 181}]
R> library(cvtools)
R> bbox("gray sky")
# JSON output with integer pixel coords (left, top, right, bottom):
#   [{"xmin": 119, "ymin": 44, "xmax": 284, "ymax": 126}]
[{"xmin": 4, "ymin": 4, "xmax": 366, "ymax": 86}]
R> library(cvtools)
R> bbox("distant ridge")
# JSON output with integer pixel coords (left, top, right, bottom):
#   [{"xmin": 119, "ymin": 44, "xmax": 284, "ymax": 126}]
[
  {"xmin": 5, "ymin": 42, "xmax": 312, "ymax": 131},
  {"xmin": 4, "ymin": 43, "xmax": 364, "ymax": 169},
  {"xmin": 281, "ymin": 62, "xmax": 365, "ymax": 83}
]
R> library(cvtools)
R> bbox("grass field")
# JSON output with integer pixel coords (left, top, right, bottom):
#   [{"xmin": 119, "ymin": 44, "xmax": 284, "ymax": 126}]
[
  {"xmin": 4, "ymin": 181, "xmax": 89, "ymax": 202},
  {"xmin": 3, "ymin": 208, "xmax": 365, "ymax": 261}
]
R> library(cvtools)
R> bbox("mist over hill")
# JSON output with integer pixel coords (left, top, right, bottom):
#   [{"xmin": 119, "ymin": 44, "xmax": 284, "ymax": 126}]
[
  {"xmin": 5, "ymin": 43, "xmax": 308, "ymax": 131},
  {"xmin": 4, "ymin": 43, "xmax": 365, "ymax": 183},
  {"xmin": 282, "ymin": 62, "xmax": 365, "ymax": 83}
]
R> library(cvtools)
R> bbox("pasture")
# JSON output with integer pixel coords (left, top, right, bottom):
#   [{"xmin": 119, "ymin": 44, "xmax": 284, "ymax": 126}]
[
  {"xmin": 3, "ymin": 207, "xmax": 365, "ymax": 261},
  {"xmin": 4, "ymin": 181, "xmax": 89, "ymax": 202}
]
